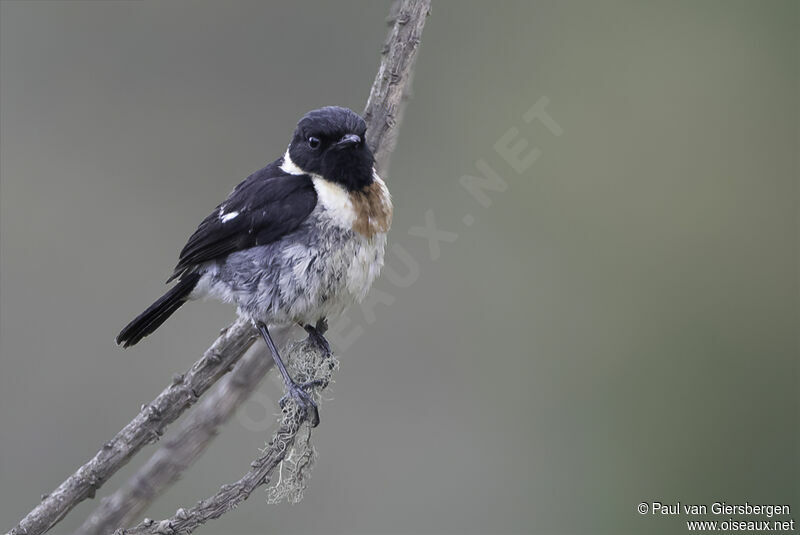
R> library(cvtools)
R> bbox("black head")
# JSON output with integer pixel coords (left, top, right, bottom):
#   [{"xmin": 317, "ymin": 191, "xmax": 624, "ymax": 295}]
[{"xmin": 287, "ymin": 106, "xmax": 374, "ymax": 191}]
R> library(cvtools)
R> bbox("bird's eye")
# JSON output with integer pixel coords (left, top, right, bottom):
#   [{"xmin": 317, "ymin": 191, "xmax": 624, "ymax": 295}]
[{"xmin": 307, "ymin": 136, "xmax": 321, "ymax": 150}]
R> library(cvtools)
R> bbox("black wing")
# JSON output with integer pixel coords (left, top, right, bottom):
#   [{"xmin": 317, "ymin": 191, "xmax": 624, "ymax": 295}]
[{"xmin": 167, "ymin": 161, "xmax": 317, "ymax": 281}]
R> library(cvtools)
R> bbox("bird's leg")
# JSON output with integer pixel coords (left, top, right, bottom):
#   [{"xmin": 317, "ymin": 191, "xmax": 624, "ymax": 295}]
[
  {"xmin": 292, "ymin": 318, "xmax": 334, "ymax": 390},
  {"xmin": 303, "ymin": 318, "xmax": 331, "ymax": 356},
  {"xmin": 257, "ymin": 322, "xmax": 319, "ymax": 427}
]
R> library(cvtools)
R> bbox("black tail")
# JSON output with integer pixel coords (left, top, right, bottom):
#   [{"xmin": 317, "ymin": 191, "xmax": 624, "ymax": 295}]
[{"xmin": 116, "ymin": 272, "xmax": 201, "ymax": 348}]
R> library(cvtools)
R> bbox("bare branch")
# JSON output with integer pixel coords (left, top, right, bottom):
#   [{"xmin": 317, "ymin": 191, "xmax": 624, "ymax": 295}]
[
  {"xmin": 364, "ymin": 0, "xmax": 431, "ymax": 177},
  {"xmin": 8, "ymin": 1, "xmax": 430, "ymax": 534},
  {"xmin": 74, "ymin": 339, "xmax": 278, "ymax": 535},
  {"xmin": 115, "ymin": 336, "xmax": 333, "ymax": 535},
  {"xmin": 9, "ymin": 318, "xmax": 258, "ymax": 535}
]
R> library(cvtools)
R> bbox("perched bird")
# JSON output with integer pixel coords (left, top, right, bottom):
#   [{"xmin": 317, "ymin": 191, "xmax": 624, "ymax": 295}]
[{"xmin": 116, "ymin": 106, "xmax": 392, "ymax": 425}]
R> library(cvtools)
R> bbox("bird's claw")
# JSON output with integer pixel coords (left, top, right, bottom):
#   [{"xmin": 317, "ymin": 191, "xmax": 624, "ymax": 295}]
[{"xmin": 280, "ymin": 382, "xmax": 320, "ymax": 427}]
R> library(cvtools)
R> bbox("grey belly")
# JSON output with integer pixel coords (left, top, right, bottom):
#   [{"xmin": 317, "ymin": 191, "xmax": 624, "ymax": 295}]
[{"xmin": 193, "ymin": 212, "xmax": 385, "ymax": 326}]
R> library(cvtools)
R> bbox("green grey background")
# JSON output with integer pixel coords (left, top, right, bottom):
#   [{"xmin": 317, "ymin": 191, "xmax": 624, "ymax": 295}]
[{"xmin": 1, "ymin": 1, "xmax": 797, "ymax": 534}]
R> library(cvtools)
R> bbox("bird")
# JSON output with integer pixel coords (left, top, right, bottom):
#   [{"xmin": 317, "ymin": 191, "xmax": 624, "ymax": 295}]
[{"xmin": 116, "ymin": 106, "xmax": 392, "ymax": 426}]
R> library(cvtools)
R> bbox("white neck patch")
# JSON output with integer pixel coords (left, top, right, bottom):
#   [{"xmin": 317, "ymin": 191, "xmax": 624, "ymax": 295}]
[
  {"xmin": 279, "ymin": 149, "xmax": 307, "ymax": 176},
  {"xmin": 312, "ymin": 177, "xmax": 356, "ymax": 229}
]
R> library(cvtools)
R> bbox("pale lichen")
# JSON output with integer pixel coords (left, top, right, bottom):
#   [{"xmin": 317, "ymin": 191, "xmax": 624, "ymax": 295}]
[{"xmin": 266, "ymin": 337, "xmax": 338, "ymax": 504}]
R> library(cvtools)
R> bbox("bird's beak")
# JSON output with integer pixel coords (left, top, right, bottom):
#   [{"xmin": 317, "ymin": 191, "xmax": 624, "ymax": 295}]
[{"xmin": 336, "ymin": 134, "xmax": 361, "ymax": 148}]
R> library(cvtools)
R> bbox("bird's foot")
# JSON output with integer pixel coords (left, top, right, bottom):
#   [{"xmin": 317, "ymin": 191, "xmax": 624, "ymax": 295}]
[
  {"xmin": 299, "ymin": 377, "xmax": 329, "ymax": 390},
  {"xmin": 279, "ymin": 381, "xmax": 320, "ymax": 427}
]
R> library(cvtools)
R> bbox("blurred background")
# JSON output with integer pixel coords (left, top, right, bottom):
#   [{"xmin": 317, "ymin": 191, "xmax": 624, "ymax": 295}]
[{"xmin": 1, "ymin": 1, "xmax": 797, "ymax": 534}]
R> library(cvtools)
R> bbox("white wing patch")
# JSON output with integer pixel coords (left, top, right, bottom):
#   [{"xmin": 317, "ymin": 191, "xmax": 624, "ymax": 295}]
[{"xmin": 220, "ymin": 211, "xmax": 239, "ymax": 223}]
